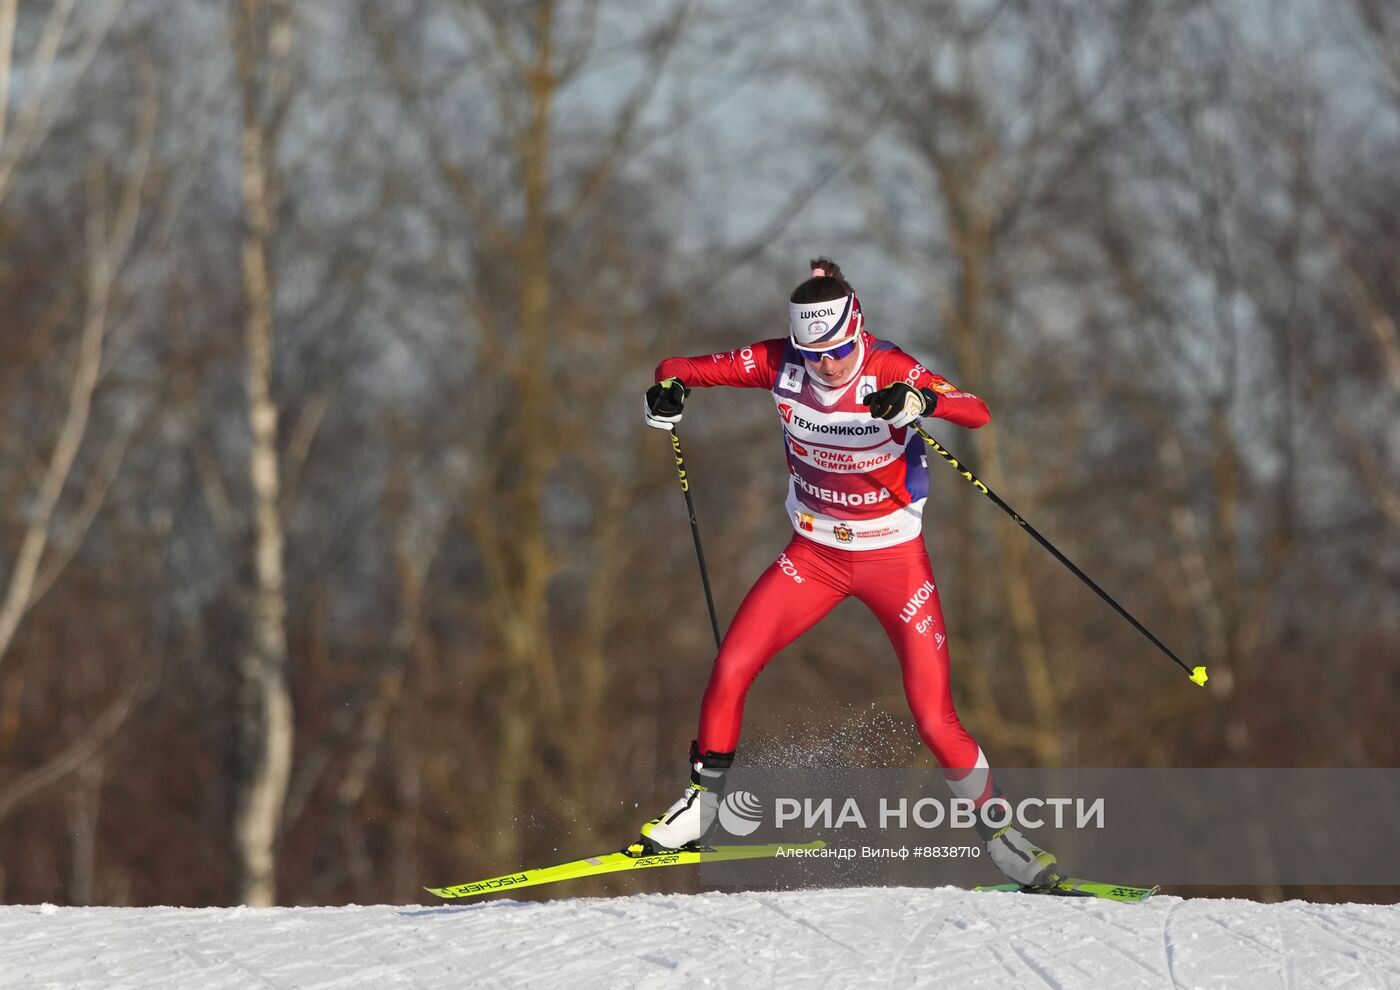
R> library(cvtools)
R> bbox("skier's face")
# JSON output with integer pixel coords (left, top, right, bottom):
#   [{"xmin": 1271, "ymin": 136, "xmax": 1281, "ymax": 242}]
[{"xmin": 804, "ymin": 343, "xmax": 860, "ymax": 387}]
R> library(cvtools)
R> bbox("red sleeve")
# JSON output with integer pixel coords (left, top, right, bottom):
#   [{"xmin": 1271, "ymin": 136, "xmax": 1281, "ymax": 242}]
[
  {"xmin": 655, "ymin": 339, "xmax": 785, "ymax": 391},
  {"xmin": 874, "ymin": 346, "xmax": 990, "ymax": 430}
]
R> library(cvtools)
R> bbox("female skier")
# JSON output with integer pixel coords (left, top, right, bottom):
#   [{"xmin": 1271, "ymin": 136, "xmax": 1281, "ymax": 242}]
[{"xmin": 636, "ymin": 259, "xmax": 1057, "ymax": 886}]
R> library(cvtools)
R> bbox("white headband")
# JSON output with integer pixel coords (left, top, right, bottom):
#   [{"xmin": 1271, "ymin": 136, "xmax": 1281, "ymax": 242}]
[{"xmin": 789, "ymin": 293, "xmax": 858, "ymax": 350}]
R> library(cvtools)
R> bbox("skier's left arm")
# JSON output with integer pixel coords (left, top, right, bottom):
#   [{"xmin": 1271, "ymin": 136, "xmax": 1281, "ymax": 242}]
[{"xmin": 863, "ymin": 350, "xmax": 990, "ymax": 430}]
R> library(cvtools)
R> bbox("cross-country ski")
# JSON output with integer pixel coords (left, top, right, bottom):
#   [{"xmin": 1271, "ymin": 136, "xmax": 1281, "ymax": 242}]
[{"xmin": 426, "ymin": 841, "xmax": 829, "ymax": 900}]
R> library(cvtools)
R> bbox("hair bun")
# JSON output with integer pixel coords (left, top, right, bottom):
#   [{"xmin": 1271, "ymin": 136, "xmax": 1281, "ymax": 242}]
[
  {"xmin": 790, "ymin": 257, "xmax": 856, "ymax": 306},
  {"xmin": 808, "ymin": 256, "xmax": 846, "ymax": 284}
]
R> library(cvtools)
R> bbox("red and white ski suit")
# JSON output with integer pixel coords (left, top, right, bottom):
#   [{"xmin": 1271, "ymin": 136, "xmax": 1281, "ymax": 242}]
[{"xmin": 656, "ymin": 330, "xmax": 996, "ymax": 796}]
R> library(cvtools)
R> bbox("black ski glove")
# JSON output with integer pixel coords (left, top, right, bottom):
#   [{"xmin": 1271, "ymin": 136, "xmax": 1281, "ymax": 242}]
[
  {"xmin": 862, "ymin": 382, "xmax": 938, "ymax": 428},
  {"xmin": 645, "ymin": 377, "xmax": 689, "ymax": 430}
]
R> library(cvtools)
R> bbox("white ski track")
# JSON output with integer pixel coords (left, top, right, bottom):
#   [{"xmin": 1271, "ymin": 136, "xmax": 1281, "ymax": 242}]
[{"xmin": 3, "ymin": 886, "xmax": 1399, "ymax": 989}]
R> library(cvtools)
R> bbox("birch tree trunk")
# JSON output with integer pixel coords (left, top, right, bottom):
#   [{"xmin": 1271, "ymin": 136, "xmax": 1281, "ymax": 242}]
[{"xmin": 232, "ymin": 0, "xmax": 294, "ymax": 907}]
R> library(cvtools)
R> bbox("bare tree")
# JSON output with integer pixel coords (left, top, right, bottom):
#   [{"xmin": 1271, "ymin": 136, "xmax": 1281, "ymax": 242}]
[
  {"xmin": 0, "ymin": 78, "xmax": 158, "ymax": 725},
  {"xmin": 0, "ymin": 30, "xmax": 165, "ymax": 899},
  {"xmin": 230, "ymin": 0, "xmax": 296, "ymax": 906},
  {"xmin": 823, "ymin": 0, "xmax": 1162, "ymax": 765},
  {"xmin": 366, "ymin": 0, "xmax": 700, "ymax": 869},
  {"xmin": 0, "ymin": 0, "xmax": 142, "ymax": 681}
]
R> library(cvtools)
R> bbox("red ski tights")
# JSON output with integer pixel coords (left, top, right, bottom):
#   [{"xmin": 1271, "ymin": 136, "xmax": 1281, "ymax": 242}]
[{"xmin": 697, "ymin": 534, "xmax": 984, "ymax": 779}]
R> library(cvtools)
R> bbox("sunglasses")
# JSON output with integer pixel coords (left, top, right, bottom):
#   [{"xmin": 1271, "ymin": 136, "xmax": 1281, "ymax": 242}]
[{"xmin": 796, "ymin": 339, "xmax": 857, "ymax": 362}]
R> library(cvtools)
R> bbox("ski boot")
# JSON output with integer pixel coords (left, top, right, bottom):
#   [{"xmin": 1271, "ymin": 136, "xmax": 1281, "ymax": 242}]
[
  {"xmin": 983, "ymin": 820, "xmax": 1061, "ymax": 887},
  {"xmin": 626, "ymin": 741, "xmax": 735, "ymax": 858}
]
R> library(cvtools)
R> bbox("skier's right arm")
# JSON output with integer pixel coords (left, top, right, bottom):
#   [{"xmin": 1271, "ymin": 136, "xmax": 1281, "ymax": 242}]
[{"xmin": 645, "ymin": 339, "xmax": 786, "ymax": 430}]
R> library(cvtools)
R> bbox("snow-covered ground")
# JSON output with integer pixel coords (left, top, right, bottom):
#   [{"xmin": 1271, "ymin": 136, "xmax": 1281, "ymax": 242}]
[{"xmin": 3, "ymin": 887, "xmax": 1399, "ymax": 989}]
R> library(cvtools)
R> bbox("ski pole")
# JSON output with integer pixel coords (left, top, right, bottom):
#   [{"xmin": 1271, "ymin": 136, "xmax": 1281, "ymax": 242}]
[
  {"xmin": 913, "ymin": 423, "xmax": 1208, "ymax": 687},
  {"xmin": 667, "ymin": 428, "xmax": 724, "ymax": 651}
]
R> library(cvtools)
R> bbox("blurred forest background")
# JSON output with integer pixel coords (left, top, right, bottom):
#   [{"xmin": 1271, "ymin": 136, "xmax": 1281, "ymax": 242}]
[{"xmin": 1, "ymin": 0, "xmax": 1398, "ymax": 908}]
